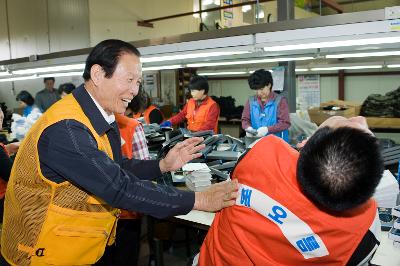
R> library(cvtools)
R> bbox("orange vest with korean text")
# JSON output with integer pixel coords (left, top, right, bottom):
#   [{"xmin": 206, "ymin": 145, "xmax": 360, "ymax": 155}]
[
  {"xmin": 200, "ymin": 136, "xmax": 377, "ymax": 266},
  {"xmin": 115, "ymin": 114, "xmax": 139, "ymax": 160},
  {"xmin": 133, "ymin": 105, "xmax": 163, "ymax": 124},
  {"xmin": 185, "ymin": 97, "xmax": 218, "ymax": 133}
]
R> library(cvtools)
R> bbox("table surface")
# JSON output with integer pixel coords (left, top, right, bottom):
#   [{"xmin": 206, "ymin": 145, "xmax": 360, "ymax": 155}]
[{"xmin": 175, "ymin": 210, "xmax": 400, "ymax": 265}]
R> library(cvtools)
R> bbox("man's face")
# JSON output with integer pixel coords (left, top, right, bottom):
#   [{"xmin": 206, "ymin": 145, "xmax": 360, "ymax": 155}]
[
  {"xmin": 44, "ymin": 80, "xmax": 55, "ymax": 90},
  {"xmin": 190, "ymin": 89, "xmax": 205, "ymax": 101},
  {"xmin": 95, "ymin": 53, "xmax": 142, "ymax": 114}
]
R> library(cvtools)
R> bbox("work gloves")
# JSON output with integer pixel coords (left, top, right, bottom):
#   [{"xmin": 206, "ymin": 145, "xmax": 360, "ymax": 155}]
[
  {"xmin": 160, "ymin": 120, "xmax": 172, "ymax": 128},
  {"xmin": 245, "ymin": 127, "xmax": 257, "ymax": 137},
  {"xmin": 256, "ymin": 127, "xmax": 269, "ymax": 137}
]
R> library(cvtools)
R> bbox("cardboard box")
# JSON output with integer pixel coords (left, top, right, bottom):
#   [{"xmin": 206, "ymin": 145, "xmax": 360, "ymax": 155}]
[{"xmin": 308, "ymin": 100, "xmax": 362, "ymax": 125}]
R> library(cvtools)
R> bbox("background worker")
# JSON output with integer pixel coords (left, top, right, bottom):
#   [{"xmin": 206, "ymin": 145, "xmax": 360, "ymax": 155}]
[
  {"xmin": 199, "ymin": 116, "xmax": 383, "ymax": 266},
  {"xmin": 160, "ymin": 75, "xmax": 220, "ymax": 133},
  {"xmin": 35, "ymin": 77, "xmax": 60, "ymax": 112},
  {"xmin": 242, "ymin": 69, "xmax": 290, "ymax": 142},
  {"xmin": 59, "ymin": 83, "xmax": 76, "ymax": 98},
  {"xmin": 15, "ymin": 90, "xmax": 37, "ymax": 117},
  {"xmin": 131, "ymin": 89, "xmax": 164, "ymax": 124}
]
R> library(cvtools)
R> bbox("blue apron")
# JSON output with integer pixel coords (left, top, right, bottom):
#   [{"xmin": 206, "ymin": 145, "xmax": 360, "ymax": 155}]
[{"xmin": 249, "ymin": 95, "xmax": 289, "ymax": 142}]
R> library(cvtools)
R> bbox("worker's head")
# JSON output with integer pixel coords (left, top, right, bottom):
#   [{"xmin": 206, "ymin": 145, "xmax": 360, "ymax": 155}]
[
  {"xmin": 43, "ymin": 77, "xmax": 55, "ymax": 91},
  {"xmin": 16, "ymin": 90, "xmax": 35, "ymax": 107},
  {"xmin": 126, "ymin": 85, "xmax": 149, "ymax": 116},
  {"xmin": 248, "ymin": 69, "xmax": 273, "ymax": 101},
  {"xmin": 58, "ymin": 83, "xmax": 76, "ymax": 98},
  {"xmin": 83, "ymin": 39, "xmax": 142, "ymax": 114},
  {"xmin": 297, "ymin": 116, "xmax": 383, "ymax": 213},
  {"xmin": 189, "ymin": 75, "xmax": 209, "ymax": 101}
]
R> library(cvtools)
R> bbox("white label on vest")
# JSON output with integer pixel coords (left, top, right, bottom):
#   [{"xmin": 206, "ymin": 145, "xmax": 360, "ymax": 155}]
[{"xmin": 236, "ymin": 184, "xmax": 329, "ymax": 259}]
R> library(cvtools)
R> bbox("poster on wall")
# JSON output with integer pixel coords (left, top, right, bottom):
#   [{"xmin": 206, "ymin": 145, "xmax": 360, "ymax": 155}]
[
  {"xmin": 222, "ymin": 0, "xmax": 233, "ymax": 27},
  {"xmin": 297, "ymin": 74, "xmax": 320, "ymax": 108},
  {"xmin": 142, "ymin": 73, "xmax": 159, "ymax": 98},
  {"xmin": 271, "ymin": 66, "xmax": 285, "ymax": 91}
]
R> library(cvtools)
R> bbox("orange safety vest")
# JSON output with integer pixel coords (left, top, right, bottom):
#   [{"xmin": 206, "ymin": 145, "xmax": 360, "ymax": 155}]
[
  {"xmin": 115, "ymin": 114, "xmax": 139, "ymax": 160},
  {"xmin": 185, "ymin": 97, "xmax": 218, "ymax": 133},
  {"xmin": 200, "ymin": 136, "xmax": 377, "ymax": 266},
  {"xmin": 133, "ymin": 105, "xmax": 162, "ymax": 124},
  {"xmin": 114, "ymin": 114, "xmax": 142, "ymax": 220},
  {"xmin": 2, "ymin": 94, "xmax": 119, "ymax": 266}
]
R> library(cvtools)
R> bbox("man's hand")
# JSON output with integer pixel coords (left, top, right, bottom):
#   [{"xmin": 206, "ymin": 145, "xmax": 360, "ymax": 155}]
[
  {"xmin": 256, "ymin": 127, "xmax": 268, "ymax": 137},
  {"xmin": 193, "ymin": 179, "xmax": 239, "ymax": 212},
  {"xmin": 159, "ymin": 137, "xmax": 205, "ymax": 173},
  {"xmin": 5, "ymin": 142, "xmax": 20, "ymax": 155}
]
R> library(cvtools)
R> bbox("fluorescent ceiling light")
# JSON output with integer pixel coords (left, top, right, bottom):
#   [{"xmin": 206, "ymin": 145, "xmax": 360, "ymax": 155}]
[
  {"xmin": 142, "ymin": 65, "xmax": 182, "ymax": 71},
  {"xmin": 13, "ymin": 63, "xmax": 85, "ymax": 75},
  {"xmin": 187, "ymin": 56, "xmax": 313, "ymax": 67},
  {"xmin": 295, "ymin": 69, "xmax": 308, "ymax": 72},
  {"xmin": 141, "ymin": 51, "xmax": 249, "ymax": 63},
  {"xmin": 387, "ymin": 64, "xmax": 400, "ymax": 68},
  {"xmin": 39, "ymin": 71, "xmax": 83, "ymax": 78},
  {"xmin": 0, "ymin": 71, "xmax": 11, "ymax": 77},
  {"xmin": 202, "ymin": 0, "xmax": 213, "ymax": 5},
  {"xmin": 326, "ymin": 51, "xmax": 400, "ymax": 59},
  {"xmin": 242, "ymin": 5, "xmax": 251, "ymax": 12},
  {"xmin": 198, "ymin": 71, "xmax": 247, "ymax": 76},
  {"xmin": 311, "ymin": 65, "xmax": 382, "ymax": 71},
  {"xmin": 264, "ymin": 36, "xmax": 400, "ymax": 52},
  {"xmin": 0, "ymin": 75, "xmax": 38, "ymax": 82}
]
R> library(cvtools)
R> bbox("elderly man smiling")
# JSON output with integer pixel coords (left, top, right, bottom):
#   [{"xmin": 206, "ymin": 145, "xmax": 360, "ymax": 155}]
[{"xmin": 1, "ymin": 39, "xmax": 238, "ymax": 266}]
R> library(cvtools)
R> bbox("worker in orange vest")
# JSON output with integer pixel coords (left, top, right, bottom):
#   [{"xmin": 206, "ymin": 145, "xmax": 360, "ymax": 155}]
[
  {"xmin": 107, "ymin": 89, "xmax": 151, "ymax": 266},
  {"xmin": 127, "ymin": 88, "xmax": 164, "ymax": 125},
  {"xmin": 160, "ymin": 75, "xmax": 220, "ymax": 133},
  {"xmin": 199, "ymin": 116, "xmax": 383, "ymax": 266}
]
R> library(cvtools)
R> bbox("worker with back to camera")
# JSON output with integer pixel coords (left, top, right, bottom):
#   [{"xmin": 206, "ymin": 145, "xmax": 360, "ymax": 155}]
[
  {"xmin": 242, "ymin": 69, "xmax": 290, "ymax": 142},
  {"xmin": 160, "ymin": 75, "xmax": 220, "ymax": 133},
  {"xmin": 130, "ymin": 88, "xmax": 164, "ymax": 124},
  {"xmin": 199, "ymin": 116, "xmax": 383, "ymax": 266}
]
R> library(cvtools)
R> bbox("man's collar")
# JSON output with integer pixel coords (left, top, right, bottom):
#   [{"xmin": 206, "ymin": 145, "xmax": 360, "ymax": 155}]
[
  {"xmin": 72, "ymin": 84, "xmax": 113, "ymax": 135},
  {"xmin": 86, "ymin": 90, "xmax": 115, "ymax": 124}
]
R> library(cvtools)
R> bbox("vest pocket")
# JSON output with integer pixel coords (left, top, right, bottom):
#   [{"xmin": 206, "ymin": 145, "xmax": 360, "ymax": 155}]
[{"xmin": 32, "ymin": 203, "xmax": 116, "ymax": 265}]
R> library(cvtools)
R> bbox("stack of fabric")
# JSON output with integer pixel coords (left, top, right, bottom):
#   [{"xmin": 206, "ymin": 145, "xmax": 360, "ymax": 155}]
[
  {"xmin": 387, "ymin": 87, "xmax": 400, "ymax": 117},
  {"xmin": 361, "ymin": 86, "xmax": 400, "ymax": 117},
  {"xmin": 182, "ymin": 163, "xmax": 212, "ymax": 192}
]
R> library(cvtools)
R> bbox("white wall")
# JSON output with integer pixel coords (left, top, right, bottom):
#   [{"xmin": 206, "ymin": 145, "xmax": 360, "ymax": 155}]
[
  {"xmin": 88, "ymin": 0, "xmax": 199, "ymax": 45},
  {"xmin": 208, "ymin": 79, "xmax": 253, "ymax": 106},
  {"xmin": 0, "ymin": 0, "xmax": 90, "ymax": 61}
]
